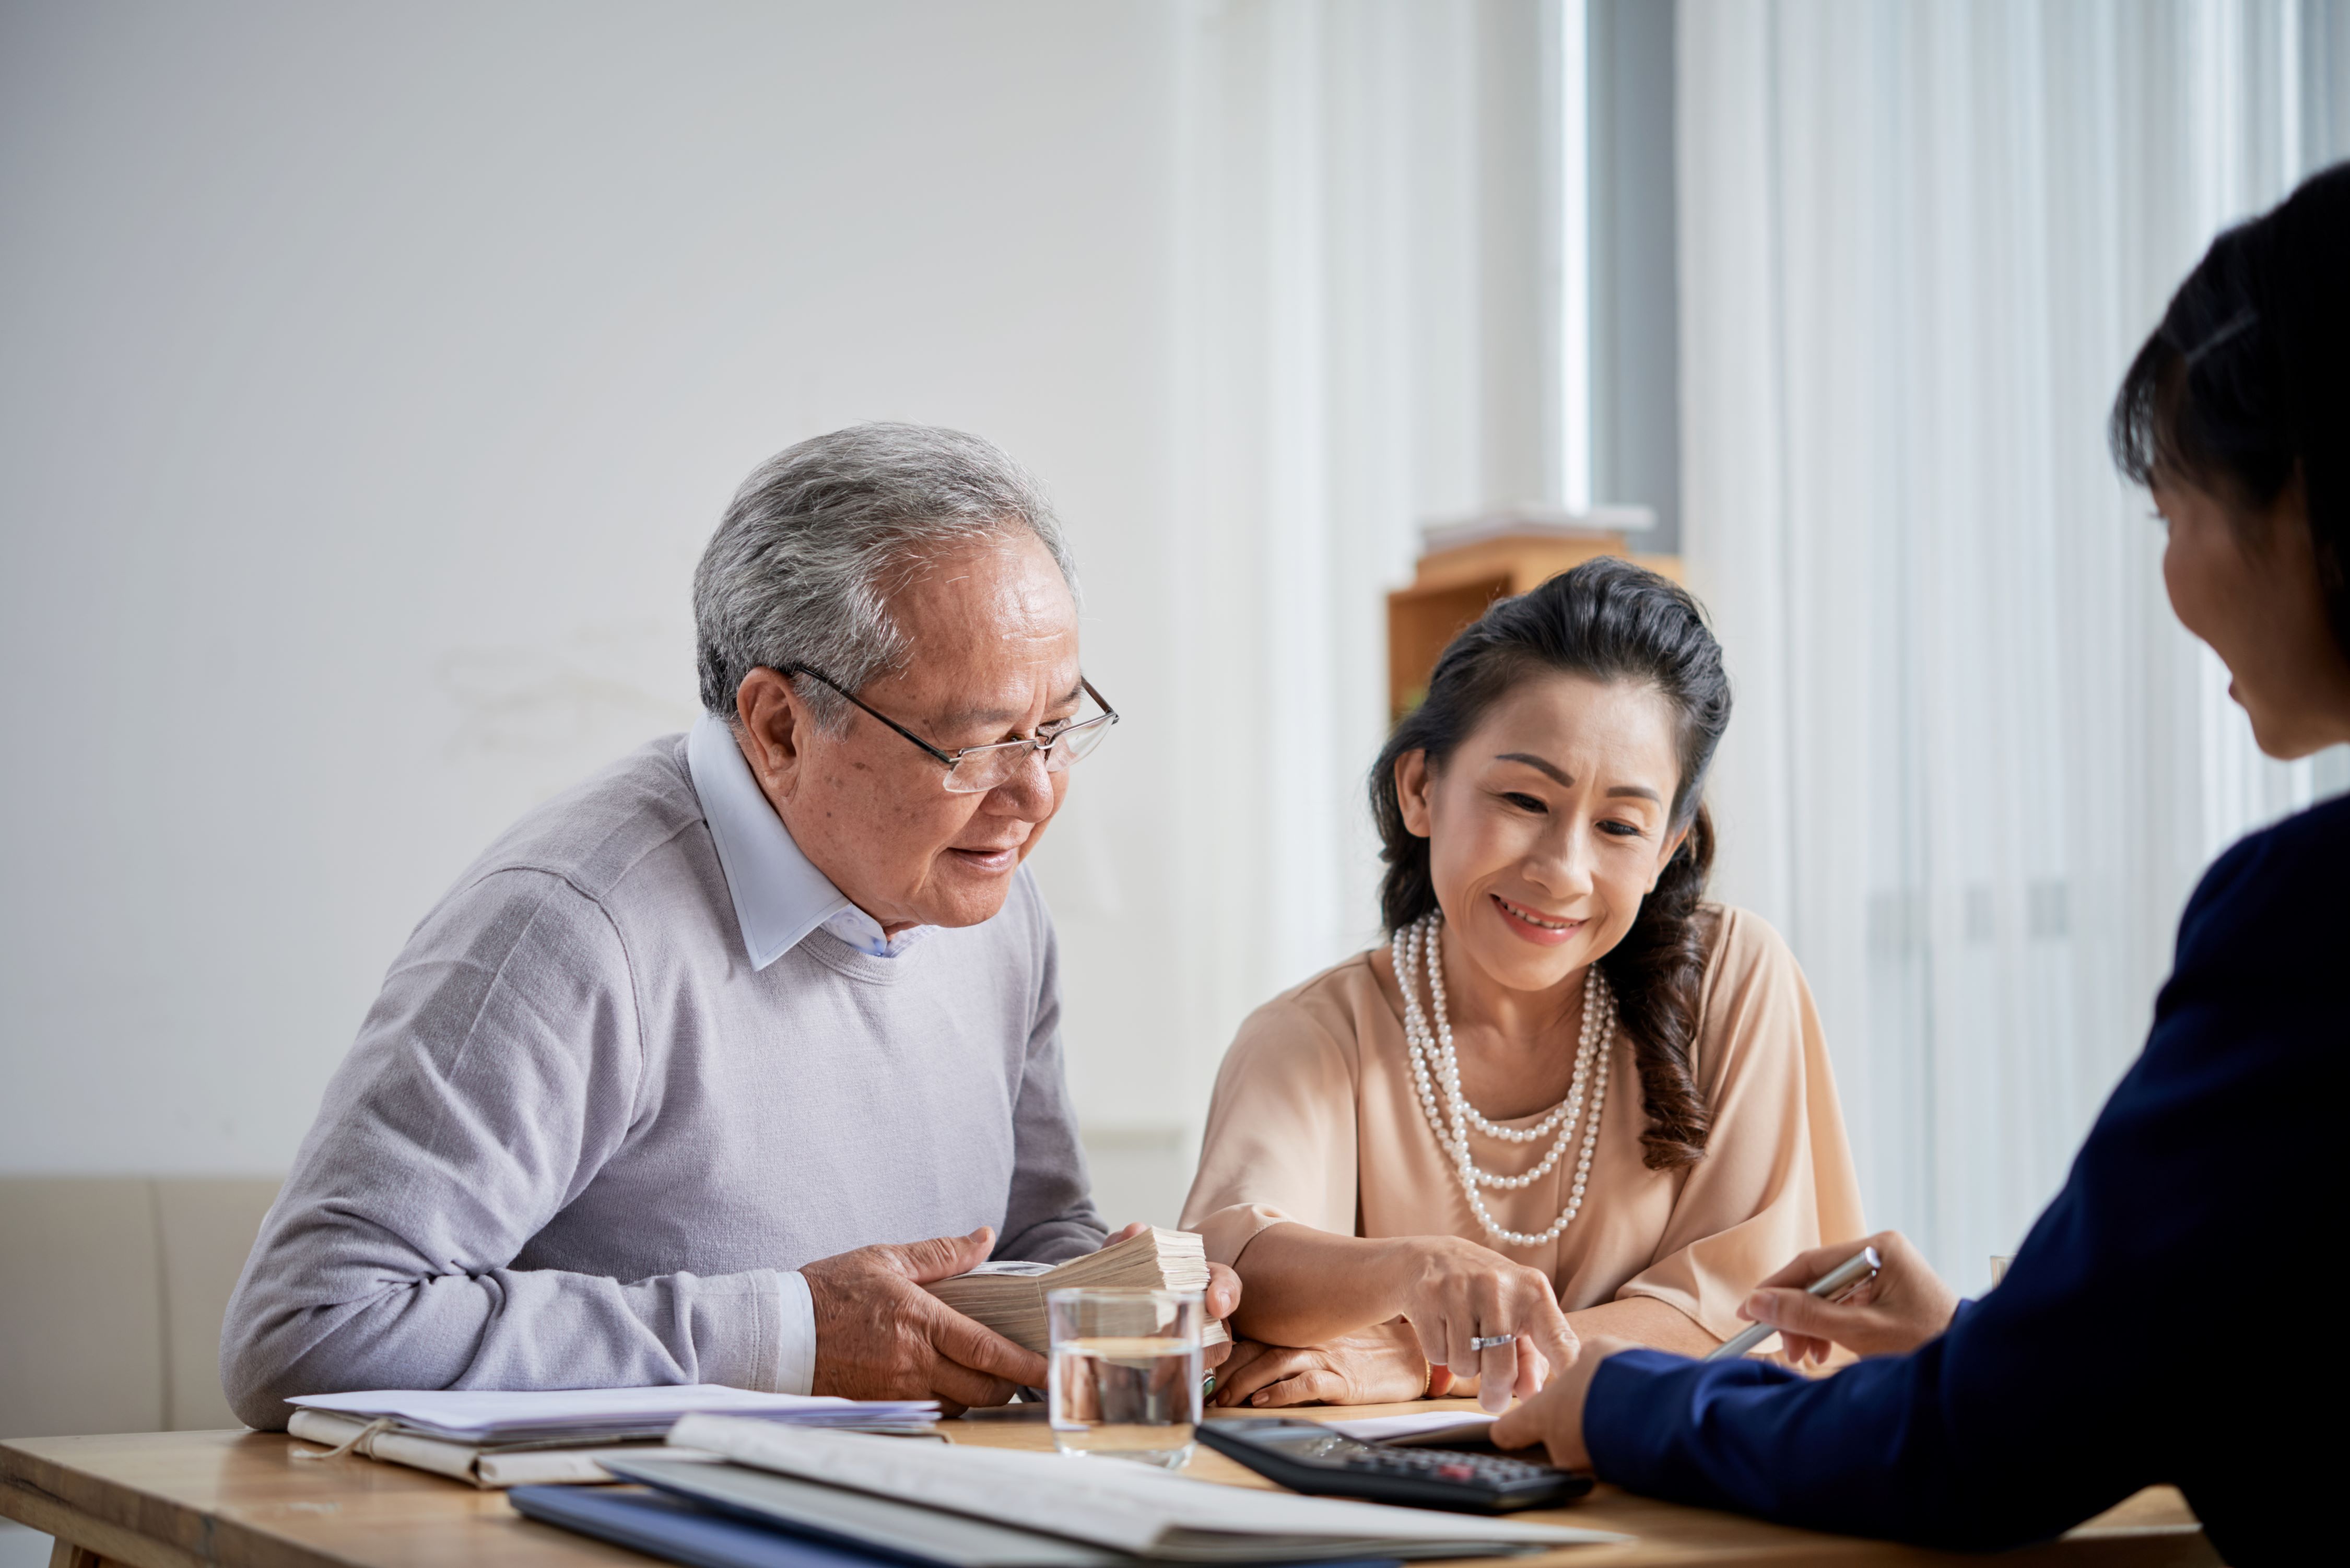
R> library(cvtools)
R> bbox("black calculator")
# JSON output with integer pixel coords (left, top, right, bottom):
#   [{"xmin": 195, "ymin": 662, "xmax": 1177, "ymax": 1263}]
[{"xmin": 1194, "ymin": 1417, "xmax": 1592, "ymax": 1514}]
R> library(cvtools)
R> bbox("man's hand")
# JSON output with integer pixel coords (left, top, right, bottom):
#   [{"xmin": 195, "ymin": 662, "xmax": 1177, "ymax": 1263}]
[
  {"xmin": 1488, "ymin": 1332, "xmax": 1638, "ymax": 1471},
  {"xmin": 802, "ymin": 1227, "xmax": 1047, "ymax": 1410},
  {"xmin": 1738, "ymin": 1231, "xmax": 1958, "ymax": 1363},
  {"xmin": 1103, "ymin": 1221, "xmax": 1243, "ymax": 1369},
  {"xmin": 1212, "ymin": 1320, "xmax": 1431, "ymax": 1408}
]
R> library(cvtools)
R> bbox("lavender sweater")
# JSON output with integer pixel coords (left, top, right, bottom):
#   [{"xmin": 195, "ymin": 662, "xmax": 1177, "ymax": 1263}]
[{"xmin": 221, "ymin": 736, "xmax": 1102, "ymax": 1429}]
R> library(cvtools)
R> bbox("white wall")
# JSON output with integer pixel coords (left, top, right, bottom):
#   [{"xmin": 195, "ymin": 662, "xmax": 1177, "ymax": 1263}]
[
  {"xmin": 2, "ymin": 2, "xmax": 1571, "ymax": 1231},
  {"xmin": 0, "ymin": 2, "xmax": 1200, "ymax": 1198}
]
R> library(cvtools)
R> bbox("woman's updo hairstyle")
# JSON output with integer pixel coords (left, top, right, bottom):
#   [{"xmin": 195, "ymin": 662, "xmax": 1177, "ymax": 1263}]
[
  {"xmin": 1370, "ymin": 556, "xmax": 1731, "ymax": 1170},
  {"xmin": 2111, "ymin": 161, "xmax": 2350, "ymax": 655}
]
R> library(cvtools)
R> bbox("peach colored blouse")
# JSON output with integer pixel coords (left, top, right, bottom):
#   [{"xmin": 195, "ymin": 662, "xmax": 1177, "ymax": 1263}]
[{"xmin": 1180, "ymin": 905, "xmax": 1864, "ymax": 1340}]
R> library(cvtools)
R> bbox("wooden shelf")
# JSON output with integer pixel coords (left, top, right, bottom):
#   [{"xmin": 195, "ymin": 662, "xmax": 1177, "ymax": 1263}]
[{"xmin": 1387, "ymin": 534, "xmax": 1682, "ymax": 721}]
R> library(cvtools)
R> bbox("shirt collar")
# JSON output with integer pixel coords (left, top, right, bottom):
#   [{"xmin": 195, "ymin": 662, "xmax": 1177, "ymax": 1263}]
[{"xmin": 686, "ymin": 712, "xmax": 930, "ymax": 969}]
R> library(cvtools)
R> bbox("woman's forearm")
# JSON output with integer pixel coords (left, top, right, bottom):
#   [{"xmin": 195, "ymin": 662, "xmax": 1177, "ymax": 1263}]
[
  {"xmin": 1226, "ymin": 1223, "xmax": 1408, "ymax": 1346},
  {"xmin": 1566, "ymin": 1295, "xmax": 1719, "ymax": 1357},
  {"xmin": 1230, "ymin": 1225, "xmax": 1720, "ymax": 1364}
]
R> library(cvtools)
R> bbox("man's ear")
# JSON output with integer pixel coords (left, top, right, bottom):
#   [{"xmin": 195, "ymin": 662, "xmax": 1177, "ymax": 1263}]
[
  {"xmin": 734, "ymin": 668, "xmax": 810, "ymax": 803},
  {"xmin": 1647, "ymin": 822, "xmax": 1693, "ymax": 893},
  {"xmin": 1394, "ymin": 750, "xmax": 1436, "ymax": 838}
]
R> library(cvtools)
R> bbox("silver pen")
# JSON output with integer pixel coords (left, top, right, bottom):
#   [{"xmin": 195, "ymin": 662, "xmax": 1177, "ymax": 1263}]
[{"xmin": 1706, "ymin": 1245, "xmax": 1882, "ymax": 1362}]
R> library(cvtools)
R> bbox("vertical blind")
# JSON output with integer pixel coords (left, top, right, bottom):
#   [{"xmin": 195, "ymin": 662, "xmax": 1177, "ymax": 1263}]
[{"xmin": 1678, "ymin": 0, "xmax": 2348, "ymax": 1290}]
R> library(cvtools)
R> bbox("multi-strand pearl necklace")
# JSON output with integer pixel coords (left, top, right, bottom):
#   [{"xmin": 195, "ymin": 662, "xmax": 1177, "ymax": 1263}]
[{"xmin": 1393, "ymin": 910, "xmax": 1613, "ymax": 1248}]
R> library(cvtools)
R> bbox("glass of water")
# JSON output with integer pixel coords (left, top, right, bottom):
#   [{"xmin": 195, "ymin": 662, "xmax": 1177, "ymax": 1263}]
[{"xmin": 1047, "ymin": 1287, "xmax": 1203, "ymax": 1468}]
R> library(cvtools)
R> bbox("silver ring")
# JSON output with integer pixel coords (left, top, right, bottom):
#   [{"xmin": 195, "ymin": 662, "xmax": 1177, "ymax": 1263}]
[{"xmin": 1469, "ymin": 1334, "xmax": 1515, "ymax": 1352}]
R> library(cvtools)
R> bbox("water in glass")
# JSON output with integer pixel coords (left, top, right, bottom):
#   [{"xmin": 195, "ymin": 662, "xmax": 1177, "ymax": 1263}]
[{"xmin": 1048, "ymin": 1289, "xmax": 1202, "ymax": 1468}]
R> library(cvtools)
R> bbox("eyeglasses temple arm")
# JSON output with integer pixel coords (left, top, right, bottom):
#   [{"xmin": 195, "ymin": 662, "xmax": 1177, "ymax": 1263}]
[{"xmin": 771, "ymin": 665, "xmax": 958, "ymax": 768}]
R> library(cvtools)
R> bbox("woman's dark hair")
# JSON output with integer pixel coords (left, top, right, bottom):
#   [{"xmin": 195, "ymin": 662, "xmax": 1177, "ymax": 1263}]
[
  {"xmin": 1371, "ymin": 556, "xmax": 1731, "ymax": 1170},
  {"xmin": 2111, "ymin": 161, "xmax": 2350, "ymax": 656}
]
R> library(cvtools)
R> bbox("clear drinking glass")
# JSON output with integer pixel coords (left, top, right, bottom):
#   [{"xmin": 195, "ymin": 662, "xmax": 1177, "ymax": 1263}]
[{"xmin": 1047, "ymin": 1287, "xmax": 1203, "ymax": 1468}]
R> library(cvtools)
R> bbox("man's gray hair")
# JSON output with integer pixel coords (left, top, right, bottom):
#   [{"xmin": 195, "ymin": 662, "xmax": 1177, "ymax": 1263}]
[{"xmin": 694, "ymin": 422, "xmax": 1078, "ymax": 726}]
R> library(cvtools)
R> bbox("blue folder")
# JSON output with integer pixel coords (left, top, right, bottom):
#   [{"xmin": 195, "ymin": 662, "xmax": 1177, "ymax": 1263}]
[
  {"xmin": 509, "ymin": 1482, "xmax": 1408, "ymax": 1568},
  {"xmin": 511, "ymin": 1486, "xmax": 922, "ymax": 1568}
]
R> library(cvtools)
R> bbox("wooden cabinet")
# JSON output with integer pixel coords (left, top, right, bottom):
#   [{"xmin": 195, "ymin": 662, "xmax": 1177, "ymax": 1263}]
[{"xmin": 1386, "ymin": 534, "xmax": 1682, "ymax": 721}]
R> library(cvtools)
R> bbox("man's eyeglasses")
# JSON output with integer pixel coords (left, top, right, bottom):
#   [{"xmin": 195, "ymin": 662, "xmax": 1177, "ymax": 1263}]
[{"xmin": 774, "ymin": 665, "xmax": 1120, "ymax": 795}]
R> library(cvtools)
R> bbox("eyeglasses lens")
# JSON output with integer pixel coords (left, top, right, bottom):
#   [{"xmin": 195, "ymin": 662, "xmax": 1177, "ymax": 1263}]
[
  {"xmin": 1052, "ymin": 715, "xmax": 1114, "ymax": 764},
  {"xmin": 941, "ymin": 714, "xmax": 1115, "ymax": 795}
]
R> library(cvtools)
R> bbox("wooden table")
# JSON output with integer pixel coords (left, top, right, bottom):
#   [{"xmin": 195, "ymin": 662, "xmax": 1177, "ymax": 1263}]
[{"xmin": 2, "ymin": 1402, "xmax": 2219, "ymax": 1568}]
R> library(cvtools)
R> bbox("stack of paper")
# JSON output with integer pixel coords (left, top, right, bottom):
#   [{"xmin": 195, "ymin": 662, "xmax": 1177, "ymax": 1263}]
[
  {"xmin": 286, "ymin": 1386, "xmax": 938, "ymax": 1489},
  {"xmin": 927, "ymin": 1228, "xmax": 1229, "ymax": 1353},
  {"xmin": 584, "ymin": 1416, "xmax": 1628, "ymax": 1561},
  {"xmin": 285, "ymin": 1409, "xmax": 726, "ymax": 1489},
  {"xmin": 290, "ymin": 1385, "xmax": 939, "ymax": 1444}
]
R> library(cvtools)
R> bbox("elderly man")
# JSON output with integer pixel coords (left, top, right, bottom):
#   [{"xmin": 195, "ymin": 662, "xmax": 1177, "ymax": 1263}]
[{"xmin": 222, "ymin": 423, "xmax": 1228, "ymax": 1426}]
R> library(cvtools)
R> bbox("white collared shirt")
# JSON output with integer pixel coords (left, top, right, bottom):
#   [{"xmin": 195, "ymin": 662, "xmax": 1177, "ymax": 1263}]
[
  {"xmin": 687, "ymin": 712, "xmax": 932, "ymax": 965},
  {"xmin": 684, "ymin": 711, "xmax": 935, "ymax": 1390}
]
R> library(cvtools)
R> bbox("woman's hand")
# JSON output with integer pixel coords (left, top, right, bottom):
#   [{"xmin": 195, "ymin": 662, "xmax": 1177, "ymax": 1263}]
[
  {"xmin": 1211, "ymin": 1320, "xmax": 1432, "ymax": 1408},
  {"xmin": 1101, "ymin": 1221, "xmax": 1243, "ymax": 1368},
  {"xmin": 1487, "ymin": 1333, "xmax": 1637, "ymax": 1470},
  {"xmin": 1379, "ymin": 1235, "xmax": 1579, "ymax": 1412},
  {"xmin": 1739, "ymin": 1231, "xmax": 1958, "ymax": 1363}
]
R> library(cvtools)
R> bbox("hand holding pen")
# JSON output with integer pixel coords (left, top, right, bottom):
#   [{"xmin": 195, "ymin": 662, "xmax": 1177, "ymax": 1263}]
[
  {"xmin": 1723, "ymin": 1231, "xmax": 1961, "ymax": 1364},
  {"xmin": 1494, "ymin": 1233, "xmax": 1969, "ymax": 1471}
]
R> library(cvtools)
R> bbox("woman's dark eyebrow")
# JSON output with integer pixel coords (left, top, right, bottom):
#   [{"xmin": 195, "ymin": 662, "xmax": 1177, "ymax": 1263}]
[
  {"xmin": 1495, "ymin": 752, "xmax": 1573, "ymax": 787},
  {"xmin": 1496, "ymin": 752, "xmax": 1663, "ymax": 804}
]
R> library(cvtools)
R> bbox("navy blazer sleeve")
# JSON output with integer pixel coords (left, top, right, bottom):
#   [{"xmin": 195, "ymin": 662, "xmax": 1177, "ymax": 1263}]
[{"xmin": 1581, "ymin": 797, "xmax": 2345, "ymax": 1564}]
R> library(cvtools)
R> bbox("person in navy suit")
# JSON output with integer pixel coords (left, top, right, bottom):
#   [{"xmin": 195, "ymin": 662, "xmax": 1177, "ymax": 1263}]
[{"xmin": 1491, "ymin": 163, "xmax": 2350, "ymax": 1568}]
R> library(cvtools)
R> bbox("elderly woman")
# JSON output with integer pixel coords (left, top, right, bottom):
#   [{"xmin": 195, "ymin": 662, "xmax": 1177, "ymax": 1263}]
[
  {"xmin": 1182, "ymin": 558, "xmax": 1863, "ymax": 1412},
  {"xmin": 1489, "ymin": 166, "xmax": 2346, "ymax": 1567}
]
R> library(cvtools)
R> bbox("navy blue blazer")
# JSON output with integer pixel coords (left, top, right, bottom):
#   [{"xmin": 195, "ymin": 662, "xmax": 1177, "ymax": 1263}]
[{"xmin": 1583, "ymin": 794, "xmax": 2345, "ymax": 1566}]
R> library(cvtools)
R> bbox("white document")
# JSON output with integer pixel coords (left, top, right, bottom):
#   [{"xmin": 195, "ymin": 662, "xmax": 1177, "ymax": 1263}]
[
  {"xmin": 669, "ymin": 1415, "xmax": 1627, "ymax": 1559},
  {"xmin": 288, "ymin": 1385, "xmax": 936, "ymax": 1443},
  {"xmin": 1322, "ymin": 1411, "xmax": 1500, "ymax": 1445}
]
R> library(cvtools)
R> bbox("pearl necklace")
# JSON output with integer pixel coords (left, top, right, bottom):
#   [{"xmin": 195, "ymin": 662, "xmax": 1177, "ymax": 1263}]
[{"xmin": 1393, "ymin": 910, "xmax": 1613, "ymax": 1248}]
